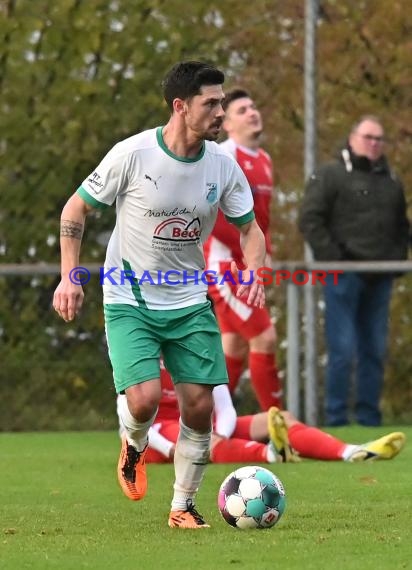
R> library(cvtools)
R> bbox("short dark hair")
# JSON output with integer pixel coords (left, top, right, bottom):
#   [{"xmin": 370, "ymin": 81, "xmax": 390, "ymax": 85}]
[
  {"xmin": 222, "ymin": 88, "xmax": 251, "ymax": 112},
  {"xmin": 162, "ymin": 61, "xmax": 225, "ymax": 111}
]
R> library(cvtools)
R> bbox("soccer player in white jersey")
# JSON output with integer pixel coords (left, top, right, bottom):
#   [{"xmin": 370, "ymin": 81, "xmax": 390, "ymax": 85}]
[{"xmin": 53, "ymin": 61, "xmax": 267, "ymax": 529}]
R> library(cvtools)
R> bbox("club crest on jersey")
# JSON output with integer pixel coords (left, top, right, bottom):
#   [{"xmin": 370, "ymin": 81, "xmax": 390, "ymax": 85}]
[{"xmin": 206, "ymin": 183, "xmax": 218, "ymax": 204}]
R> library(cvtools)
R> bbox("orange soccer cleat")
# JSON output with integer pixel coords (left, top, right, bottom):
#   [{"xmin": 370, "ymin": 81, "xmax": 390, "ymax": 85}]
[
  {"xmin": 168, "ymin": 500, "xmax": 210, "ymax": 529},
  {"xmin": 117, "ymin": 437, "xmax": 148, "ymax": 501}
]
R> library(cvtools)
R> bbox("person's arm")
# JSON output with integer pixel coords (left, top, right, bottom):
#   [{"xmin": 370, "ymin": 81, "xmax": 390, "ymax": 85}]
[
  {"xmin": 212, "ymin": 209, "xmax": 242, "ymax": 248},
  {"xmin": 53, "ymin": 141, "xmax": 129, "ymax": 321},
  {"xmin": 234, "ymin": 218, "xmax": 266, "ymax": 307},
  {"xmin": 298, "ymin": 166, "xmax": 343, "ymax": 261},
  {"xmin": 53, "ymin": 193, "xmax": 94, "ymax": 322},
  {"xmin": 148, "ymin": 426, "xmax": 175, "ymax": 460},
  {"xmin": 218, "ymin": 158, "xmax": 266, "ymax": 304},
  {"xmin": 213, "ymin": 385, "xmax": 237, "ymax": 439},
  {"xmin": 396, "ymin": 179, "xmax": 410, "ymax": 255}
]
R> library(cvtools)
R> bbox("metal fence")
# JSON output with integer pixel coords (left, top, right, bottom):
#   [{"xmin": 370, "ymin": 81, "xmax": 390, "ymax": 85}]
[{"xmin": 2, "ymin": 260, "xmax": 412, "ymax": 426}]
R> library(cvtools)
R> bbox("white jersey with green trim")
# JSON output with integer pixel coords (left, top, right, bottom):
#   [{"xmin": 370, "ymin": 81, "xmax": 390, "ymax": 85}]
[{"xmin": 78, "ymin": 127, "xmax": 254, "ymax": 309}]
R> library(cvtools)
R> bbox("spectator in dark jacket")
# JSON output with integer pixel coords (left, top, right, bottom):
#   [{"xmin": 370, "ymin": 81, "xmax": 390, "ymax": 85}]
[{"xmin": 299, "ymin": 115, "xmax": 409, "ymax": 427}]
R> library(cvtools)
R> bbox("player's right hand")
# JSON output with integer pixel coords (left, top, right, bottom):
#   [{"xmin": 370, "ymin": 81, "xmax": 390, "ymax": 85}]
[
  {"xmin": 231, "ymin": 261, "xmax": 266, "ymax": 308},
  {"xmin": 53, "ymin": 278, "xmax": 84, "ymax": 322}
]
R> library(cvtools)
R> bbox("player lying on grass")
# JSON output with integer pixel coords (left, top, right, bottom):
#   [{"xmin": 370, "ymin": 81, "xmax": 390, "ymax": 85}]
[{"xmin": 118, "ymin": 363, "xmax": 406, "ymax": 464}]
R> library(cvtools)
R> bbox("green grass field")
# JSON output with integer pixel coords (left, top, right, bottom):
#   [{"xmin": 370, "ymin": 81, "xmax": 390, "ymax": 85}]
[{"xmin": 1, "ymin": 427, "xmax": 411, "ymax": 570}]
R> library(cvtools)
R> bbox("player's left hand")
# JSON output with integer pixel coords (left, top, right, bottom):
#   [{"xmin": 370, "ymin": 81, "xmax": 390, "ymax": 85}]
[{"xmin": 231, "ymin": 261, "xmax": 265, "ymax": 308}]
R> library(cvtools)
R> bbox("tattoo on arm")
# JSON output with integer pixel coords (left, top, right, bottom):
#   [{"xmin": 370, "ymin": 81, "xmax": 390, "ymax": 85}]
[{"xmin": 61, "ymin": 219, "xmax": 84, "ymax": 240}]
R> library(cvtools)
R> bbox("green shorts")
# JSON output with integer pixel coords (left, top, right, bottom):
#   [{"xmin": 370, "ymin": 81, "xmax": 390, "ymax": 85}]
[{"xmin": 104, "ymin": 302, "xmax": 228, "ymax": 393}]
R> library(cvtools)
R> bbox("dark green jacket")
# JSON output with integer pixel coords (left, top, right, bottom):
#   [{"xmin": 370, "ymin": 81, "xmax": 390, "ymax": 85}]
[{"xmin": 299, "ymin": 147, "xmax": 409, "ymax": 261}]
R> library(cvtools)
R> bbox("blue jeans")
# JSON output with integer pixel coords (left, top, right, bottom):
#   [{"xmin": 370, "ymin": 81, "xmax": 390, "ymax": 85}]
[{"xmin": 324, "ymin": 272, "xmax": 393, "ymax": 426}]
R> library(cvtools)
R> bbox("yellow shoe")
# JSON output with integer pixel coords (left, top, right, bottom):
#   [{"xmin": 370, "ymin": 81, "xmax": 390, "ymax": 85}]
[
  {"xmin": 267, "ymin": 407, "xmax": 301, "ymax": 463},
  {"xmin": 168, "ymin": 500, "xmax": 210, "ymax": 529},
  {"xmin": 117, "ymin": 437, "xmax": 148, "ymax": 500},
  {"xmin": 348, "ymin": 432, "xmax": 406, "ymax": 462}
]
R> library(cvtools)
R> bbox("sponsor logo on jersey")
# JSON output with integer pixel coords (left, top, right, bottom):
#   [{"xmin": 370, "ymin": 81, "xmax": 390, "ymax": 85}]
[
  {"xmin": 144, "ymin": 206, "xmax": 196, "ymax": 217},
  {"xmin": 144, "ymin": 174, "xmax": 162, "ymax": 190},
  {"xmin": 263, "ymin": 164, "xmax": 272, "ymax": 179},
  {"xmin": 252, "ymin": 183, "xmax": 273, "ymax": 194},
  {"xmin": 87, "ymin": 171, "xmax": 104, "ymax": 194},
  {"xmin": 152, "ymin": 217, "xmax": 201, "ymax": 249}
]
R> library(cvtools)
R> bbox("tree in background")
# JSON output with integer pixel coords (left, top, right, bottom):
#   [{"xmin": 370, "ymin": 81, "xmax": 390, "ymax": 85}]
[{"xmin": 0, "ymin": 0, "xmax": 411, "ymax": 428}]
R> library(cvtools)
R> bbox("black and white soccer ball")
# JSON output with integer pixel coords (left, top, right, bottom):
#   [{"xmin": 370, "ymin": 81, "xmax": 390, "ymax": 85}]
[{"xmin": 218, "ymin": 465, "xmax": 286, "ymax": 529}]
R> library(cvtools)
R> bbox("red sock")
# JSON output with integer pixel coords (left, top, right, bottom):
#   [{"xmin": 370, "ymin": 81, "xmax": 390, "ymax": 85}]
[
  {"xmin": 211, "ymin": 438, "xmax": 267, "ymax": 463},
  {"xmin": 249, "ymin": 352, "xmax": 283, "ymax": 410},
  {"xmin": 225, "ymin": 355, "xmax": 244, "ymax": 394},
  {"xmin": 288, "ymin": 422, "xmax": 346, "ymax": 460}
]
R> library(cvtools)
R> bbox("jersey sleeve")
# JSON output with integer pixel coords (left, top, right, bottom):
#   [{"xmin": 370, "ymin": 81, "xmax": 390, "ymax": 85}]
[
  {"xmin": 219, "ymin": 161, "xmax": 255, "ymax": 226},
  {"xmin": 76, "ymin": 142, "xmax": 130, "ymax": 209}
]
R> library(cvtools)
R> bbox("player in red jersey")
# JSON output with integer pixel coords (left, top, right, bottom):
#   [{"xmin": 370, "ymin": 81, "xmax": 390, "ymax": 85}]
[
  {"xmin": 204, "ymin": 88, "xmax": 281, "ymax": 410},
  {"xmin": 117, "ymin": 364, "xmax": 406, "ymax": 464}
]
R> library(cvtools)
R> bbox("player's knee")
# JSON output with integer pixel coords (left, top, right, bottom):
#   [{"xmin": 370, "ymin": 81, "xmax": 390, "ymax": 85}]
[
  {"xmin": 251, "ymin": 325, "xmax": 277, "ymax": 352},
  {"xmin": 222, "ymin": 332, "xmax": 248, "ymax": 360},
  {"xmin": 126, "ymin": 385, "xmax": 161, "ymax": 421},
  {"xmin": 127, "ymin": 398, "xmax": 158, "ymax": 421},
  {"xmin": 181, "ymin": 393, "xmax": 214, "ymax": 432},
  {"xmin": 281, "ymin": 410, "xmax": 297, "ymax": 427}
]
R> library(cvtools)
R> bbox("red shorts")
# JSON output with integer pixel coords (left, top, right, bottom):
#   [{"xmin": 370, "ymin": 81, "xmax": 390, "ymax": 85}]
[{"xmin": 208, "ymin": 281, "xmax": 272, "ymax": 339}]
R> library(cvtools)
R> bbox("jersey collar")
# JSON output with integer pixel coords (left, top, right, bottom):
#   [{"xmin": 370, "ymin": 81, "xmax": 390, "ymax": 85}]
[{"xmin": 156, "ymin": 127, "xmax": 205, "ymax": 163}]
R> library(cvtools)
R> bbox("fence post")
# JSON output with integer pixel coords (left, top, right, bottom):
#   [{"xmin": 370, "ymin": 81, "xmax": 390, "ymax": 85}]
[
  {"xmin": 303, "ymin": 0, "xmax": 319, "ymax": 424},
  {"xmin": 286, "ymin": 281, "xmax": 300, "ymax": 417}
]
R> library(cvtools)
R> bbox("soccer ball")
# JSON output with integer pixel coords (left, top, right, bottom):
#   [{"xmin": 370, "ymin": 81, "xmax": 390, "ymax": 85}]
[{"xmin": 217, "ymin": 465, "xmax": 286, "ymax": 529}]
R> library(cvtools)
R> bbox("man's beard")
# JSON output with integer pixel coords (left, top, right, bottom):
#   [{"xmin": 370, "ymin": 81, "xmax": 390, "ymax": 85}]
[{"xmin": 205, "ymin": 124, "xmax": 222, "ymax": 141}]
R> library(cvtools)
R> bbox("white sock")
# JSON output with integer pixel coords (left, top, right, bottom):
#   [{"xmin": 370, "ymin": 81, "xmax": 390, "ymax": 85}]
[
  {"xmin": 171, "ymin": 419, "xmax": 211, "ymax": 511},
  {"xmin": 116, "ymin": 395, "xmax": 126, "ymax": 438},
  {"xmin": 117, "ymin": 394, "xmax": 157, "ymax": 452},
  {"xmin": 266, "ymin": 442, "xmax": 278, "ymax": 463},
  {"xmin": 342, "ymin": 444, "xmax": 359, "ymax": 461}
]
